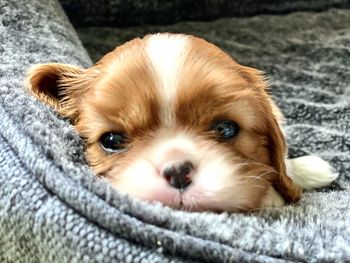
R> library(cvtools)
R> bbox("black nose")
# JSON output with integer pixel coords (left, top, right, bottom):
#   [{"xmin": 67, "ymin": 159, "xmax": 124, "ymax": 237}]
[{"xmin": 162, "ymin": 161, "xmax": 193, "ymax": 191}]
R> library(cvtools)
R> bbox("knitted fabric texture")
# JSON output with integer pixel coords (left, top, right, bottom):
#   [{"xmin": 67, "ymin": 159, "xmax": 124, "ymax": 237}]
[{"xmin": 0, "ymin": 0, "xmax": 349, "ymax": 262}]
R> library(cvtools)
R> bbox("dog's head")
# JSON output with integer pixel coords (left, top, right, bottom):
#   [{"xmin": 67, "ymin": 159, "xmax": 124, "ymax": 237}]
[{"xmin": 26, "ymin": 33, "xmax": 301, "ymax": 212}]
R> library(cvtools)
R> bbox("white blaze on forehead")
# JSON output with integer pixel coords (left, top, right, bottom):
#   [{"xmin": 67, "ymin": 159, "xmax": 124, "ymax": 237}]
[{"xmin": 145, "ymin": 34, "xmax": 189, "ymax": 126}]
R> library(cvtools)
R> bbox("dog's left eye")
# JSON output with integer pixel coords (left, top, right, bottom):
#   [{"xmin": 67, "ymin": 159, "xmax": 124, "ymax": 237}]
[
  {"xmin": 211, "ymin": 120, "xmax": 239, "ymax": 140},
  {"xmin": 100, "ymin": 132, "xmax": 128, "ymax": 153}
]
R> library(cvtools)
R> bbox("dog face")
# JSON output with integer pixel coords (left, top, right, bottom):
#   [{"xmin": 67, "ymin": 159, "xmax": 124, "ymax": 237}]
[{"xmin": 26, "ymin": 33, "xmax": 301, "ymax": 212}]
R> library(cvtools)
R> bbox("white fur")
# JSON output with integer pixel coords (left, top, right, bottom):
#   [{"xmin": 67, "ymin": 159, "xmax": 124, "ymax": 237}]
[
  {"xmin": 113, "ymin": 133, "xmax": 197, "ymax": 205},
  {"xmin": 146, "ymin": 34, "xmax": 189, "ymax": 126},
  {"xmin": 287, "ymin": 156, "xmax": 337, "ymax": 190},
  {"xmin": 114, "ymin": 131, "xmax": 260, "ymax": 211}
]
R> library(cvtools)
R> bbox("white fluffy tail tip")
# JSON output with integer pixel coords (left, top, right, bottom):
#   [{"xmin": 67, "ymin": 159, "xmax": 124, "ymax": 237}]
[{"xmin": 288, "ymin": 156, "xmax": 338, "ymax": 190}]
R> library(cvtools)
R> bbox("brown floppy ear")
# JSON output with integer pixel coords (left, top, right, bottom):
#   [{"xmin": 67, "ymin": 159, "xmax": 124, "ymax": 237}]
[
  {"xmin": 267, "ymin": 115, "xmax": 302, "ymax": 203},
  {"xmin": 242, "ymin": 66, "xmax": 302, "ymax": 203},
  {"xmin": 25, "ymin": 63, "xmax": 85, "ymax": 121}
]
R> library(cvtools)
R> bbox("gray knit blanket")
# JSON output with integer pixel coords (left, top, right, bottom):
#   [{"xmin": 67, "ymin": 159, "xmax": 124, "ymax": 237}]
[{"xmin": 0, "ymin": 0, "xmax": 349, "ymax": 262}]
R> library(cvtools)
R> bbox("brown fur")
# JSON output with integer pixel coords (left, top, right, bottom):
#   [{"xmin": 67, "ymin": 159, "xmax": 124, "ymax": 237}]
[{"xmin": 25, "ymin": 33, "xmax": 301, "ymax": 212}]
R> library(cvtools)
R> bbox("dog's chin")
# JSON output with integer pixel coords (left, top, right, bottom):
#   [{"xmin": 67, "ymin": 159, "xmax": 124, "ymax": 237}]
[
  {"xmin": 141, "ymin": 187, "xmax": 220, "ymax": 212},
  {"xmin": 165, "ymin": 190, "xmax": 233, "ymax": 213},
  {"xmin": 154, "ymin": 193, "xmax": 227, "ymax": 213}
]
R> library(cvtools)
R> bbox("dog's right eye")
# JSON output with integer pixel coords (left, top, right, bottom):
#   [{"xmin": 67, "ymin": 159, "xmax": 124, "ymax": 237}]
[
  {"xmin": 100, "ymin": 132, "xmax": 128, "ymax": 153},
  {"xmin": 211, "ymin": 120, "xmax": 239, "ymax": 140}
]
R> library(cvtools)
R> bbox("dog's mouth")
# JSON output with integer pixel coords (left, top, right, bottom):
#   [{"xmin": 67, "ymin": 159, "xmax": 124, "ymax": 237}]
[
  {"xmin": 146, "ymin": 186, "xmax": 201, "ymax": 211},
  {"xmin": 150, "ymin": 187, "xmax": 224, "ymax": 213},
  {"xmin": 169, "ymin": 194, "xmax": 201, "ymax": 212}
]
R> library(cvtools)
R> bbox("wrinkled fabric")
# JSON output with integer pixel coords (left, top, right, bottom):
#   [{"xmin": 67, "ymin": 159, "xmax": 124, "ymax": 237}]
[
  {"xmin": 0, "ymin": 1, "xmax": 349, "ymax": 262},
  {"xmin": 60, "ymin": 0, "xmax": 350, "ymax": 27}
]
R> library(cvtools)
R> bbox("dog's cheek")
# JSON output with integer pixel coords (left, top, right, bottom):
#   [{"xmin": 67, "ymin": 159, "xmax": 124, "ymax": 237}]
[{"xmin": 188, "ymin": 145, "xmax": 272, "ymax": 211}]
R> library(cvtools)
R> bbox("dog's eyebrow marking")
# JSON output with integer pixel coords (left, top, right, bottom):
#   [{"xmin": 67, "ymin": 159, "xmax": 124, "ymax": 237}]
[{"xmin": 145, "ymin": 34, "xmax": 189, "ymax": 127}]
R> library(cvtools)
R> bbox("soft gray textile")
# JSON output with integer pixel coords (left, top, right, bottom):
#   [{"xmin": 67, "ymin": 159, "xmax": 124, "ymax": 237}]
[
  {"xmin": 0, "ymin": 1, "xmax": 349, "ymax": 263},
  {"xmin": 59, "ymin": 0, "xmax": 350, "ymax": 27}
]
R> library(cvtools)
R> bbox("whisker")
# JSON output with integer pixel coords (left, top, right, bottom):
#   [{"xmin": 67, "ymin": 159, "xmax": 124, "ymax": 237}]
[{"xmin": 233, "ymin": 161, "xmax": 278, "ymax": 173}]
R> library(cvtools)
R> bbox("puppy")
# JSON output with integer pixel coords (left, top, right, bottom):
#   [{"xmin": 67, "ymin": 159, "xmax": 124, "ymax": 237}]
[{"xmin": 25, "ymin": 33, "xmax": 336, "ymax": 212}]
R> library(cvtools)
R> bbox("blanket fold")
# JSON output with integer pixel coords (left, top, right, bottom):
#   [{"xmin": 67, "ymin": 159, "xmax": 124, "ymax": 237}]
[
  {"xmin": 0, "ymin": 0, "xmax": 349, "ymax": 262},
  {"xmin": 59, "ymin": 0, "xmax": 350, "ymax": 27}
]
